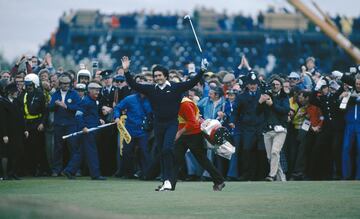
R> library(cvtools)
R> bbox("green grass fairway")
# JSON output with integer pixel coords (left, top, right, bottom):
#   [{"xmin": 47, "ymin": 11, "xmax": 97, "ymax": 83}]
[{"xmin": 0, "ymin": 178, "xmax": 359, "ymax": 219}]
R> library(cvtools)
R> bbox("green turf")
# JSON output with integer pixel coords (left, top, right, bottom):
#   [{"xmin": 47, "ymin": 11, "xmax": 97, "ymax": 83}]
[{"xmin": 0, "ymin": 178, "xmax": 359, "ymax": 218}]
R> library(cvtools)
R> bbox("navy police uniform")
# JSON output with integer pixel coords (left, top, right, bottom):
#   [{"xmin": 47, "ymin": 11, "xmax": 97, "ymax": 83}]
[
  {"xmin": 98, "ymin": 70, "xmax": 117, "ymax": 175},
  {"xmin": 231, "ymin": 72, "xmax": 267, "ymax": 181}
]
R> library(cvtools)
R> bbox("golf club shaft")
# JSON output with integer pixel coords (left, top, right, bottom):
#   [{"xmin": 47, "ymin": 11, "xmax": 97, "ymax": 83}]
[{"xmin": 188, "ymin": 18, "xmax": 202, "ymax": 53}]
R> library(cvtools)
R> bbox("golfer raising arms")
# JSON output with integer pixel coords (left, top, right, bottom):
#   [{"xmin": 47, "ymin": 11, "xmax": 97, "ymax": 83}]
[{"xmin": 121, "ymin": 56, "xmax": 207, "ymax": 191}]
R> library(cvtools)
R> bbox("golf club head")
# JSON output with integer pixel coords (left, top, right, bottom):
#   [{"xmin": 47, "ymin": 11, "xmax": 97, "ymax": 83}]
[{"xmin": 184, "ymin": 14, "xmax": 191, "ymax": 20}]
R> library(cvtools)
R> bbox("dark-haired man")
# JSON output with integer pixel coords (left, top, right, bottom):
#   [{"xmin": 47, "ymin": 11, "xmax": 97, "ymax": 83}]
[
  {"xmin": 258, "ymin": 77, "xmax": 289, "ymax": 181},
  {"xmin": 122, "ymin": 56, "xmax": 207, "ymax": 191}
]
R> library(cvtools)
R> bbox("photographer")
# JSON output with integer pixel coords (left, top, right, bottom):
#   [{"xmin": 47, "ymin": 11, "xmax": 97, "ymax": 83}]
[{"xmin": 258, "ymin": 76, "xmax": 290, "ymax": 181}]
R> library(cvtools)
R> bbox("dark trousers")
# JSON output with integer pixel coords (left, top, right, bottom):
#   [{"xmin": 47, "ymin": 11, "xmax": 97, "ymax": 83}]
[
  {"xmin": 304, "ymin": 130, "xmax": 318, "ymax": 178},
  {"xmin": 117, "ymin": 134, "xmax": 151, "ymax": 177},
  {"xmin": 64, "ymin": 136, "xmax": 82, "ymax": 175},
  {"xmin": 97, "ymin": 126, "xmax": 117, "ymax": 176},
  {"xmin": 310, "ymin": 125, "xmax": 333, "ymax": 180},
  {"xmin": 154, "ymin": 119, "xmax": 178, "ymax": 183},
  {"xmin": 24, "ymin": 121, "xmax": 49, "ymax": 175},
  {"xmin": 52, "ymin": 125, "xmax": 78, "ymax": 174},
  {"xmin": 240, "ymin": 129, "xmax": 267, "ymax": 180},
  {"xmin": 331, "ymin": 130, "xmax": 343, "ymax": 178},
  {"xmin": 65, "ymin": 132, "xmax": 101, "ymax": 178},
  {"xmin": 1, "ymin": 132, "xmax": 24, "ymax": 176},
  {"xmin": 288, "ymin": 128, "xmax": 307, "ymax": 177},
  {"xmin": 174, "ymin": 133, "xmax": 224, "ymax": 187}
]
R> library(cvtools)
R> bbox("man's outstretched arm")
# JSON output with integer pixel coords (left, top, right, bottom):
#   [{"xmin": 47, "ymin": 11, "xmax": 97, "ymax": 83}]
[{"xmin": 122, "ymin": 56, "xmax": 151, "ymax": 94}]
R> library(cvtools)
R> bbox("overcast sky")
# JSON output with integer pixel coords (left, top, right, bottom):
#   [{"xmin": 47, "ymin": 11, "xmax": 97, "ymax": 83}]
[{"xmin": 0, "ymin": 0, "xmax": 359, "ymax": 62}]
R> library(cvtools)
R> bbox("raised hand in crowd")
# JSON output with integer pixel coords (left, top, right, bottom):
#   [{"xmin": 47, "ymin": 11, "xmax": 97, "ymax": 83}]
[
  {"xmin": 238, "ymin": 55, "xmax": 251, "ymax": 70},
  {"xmin": 16, "ymin": 54, "xmax": 26, "ymax": 66},
  {"xmin": 121, "ymin": 56, "xmax": 131, "ymax": 71},
  {"xmin": 44, "ymin": 53, "xmax": 53, "ymax": 67},
  {"xmin": 201, "ymin": 58, "xmax": 209, "ymax": 71}
]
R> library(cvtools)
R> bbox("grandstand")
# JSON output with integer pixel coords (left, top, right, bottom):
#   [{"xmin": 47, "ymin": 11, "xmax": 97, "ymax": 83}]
[{"xmin": 40, "ymin": 9, "xmax": 360, "ymax": 74}]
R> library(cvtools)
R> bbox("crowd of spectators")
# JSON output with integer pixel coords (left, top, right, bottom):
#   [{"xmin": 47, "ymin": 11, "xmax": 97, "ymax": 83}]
[{"xmin": 1, "ymin": 52, "xmax": 360, "ymax": 182}]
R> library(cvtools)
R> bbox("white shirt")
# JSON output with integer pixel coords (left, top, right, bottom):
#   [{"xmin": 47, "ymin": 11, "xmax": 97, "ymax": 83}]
[
  {"xmin": 156, "ymin": 81, "xmax": 171, "ymax": 90},
  {"xmin": 60, "ymin": 90, "xmax": 67, "ymax": 103},
  {"xmin": 106, "ymin": 86, "xmax": 112, "ymax": 93}
]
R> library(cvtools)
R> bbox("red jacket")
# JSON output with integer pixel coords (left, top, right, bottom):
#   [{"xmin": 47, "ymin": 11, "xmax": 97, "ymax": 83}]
[
  {"xmin": 306, "ymin": 104, "xmax": 323, "ymax": 128},
  {"xmin": 178, "ymin": 98, "xmax": 201, "ymax": 135}
]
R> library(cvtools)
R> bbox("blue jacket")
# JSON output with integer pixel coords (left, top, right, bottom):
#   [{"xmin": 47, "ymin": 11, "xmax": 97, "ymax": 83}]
[
  {"xmin": 197, "ymin": 96, "xmax": 225, "ymax": 120},
  {"xmin": 76, "ymin": 95, "xmax": 101, "ymax": 129},
  {"xmin": 220, "ymin": 99, "xmax": 236, "ymax": 134},
  {"xmin": 49, "ymin": 89, "xmax": 80, "ymax": 126},
  {"xmin": 114, "ymin": 94, "xmax": 152, "ymax": 137},
  {"xmin": 302, "ymin": 74, "xmax": 313, "ymax": 90},
  {"xmin": 344, "ymin": 96, "xmax": 360, "ymax": 125}
]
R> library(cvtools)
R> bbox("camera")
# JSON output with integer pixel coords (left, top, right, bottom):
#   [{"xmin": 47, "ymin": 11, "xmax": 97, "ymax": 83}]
[
  {"xmin": 92, "ymin": 60, "xmax": 99, "ymax": 69},
  {"xmin": 260, "ymin": 81, "xmax": 272, "ymax": 95},
  {"xmin": 350, "ymin": 67, "xmax": 357, "ymax": 74}
]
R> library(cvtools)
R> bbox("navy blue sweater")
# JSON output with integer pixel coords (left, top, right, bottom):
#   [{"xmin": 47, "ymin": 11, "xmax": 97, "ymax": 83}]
[{"xmin": 124, "ymin": 70, "xmax": 204, "ymax": 122}]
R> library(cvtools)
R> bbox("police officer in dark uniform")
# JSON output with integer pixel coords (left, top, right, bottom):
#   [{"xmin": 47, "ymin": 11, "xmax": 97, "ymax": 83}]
[
  {"xmin": 49, "ymin": 73, "xmax": 81, "ymax": 176},
  {"xmin": 230, "ymin": 72, "xmax": 267, "ymax": 181},
  {"xmin": 99, "ymin": 70, "xmax": 116, "ymax": 108},
  {"xmin": 21, "ymin": 73, "xmax": 49, "ymax": 176},
  {"xmin": 311, "ymin": 78, "xmax": 343, "ymax": 180},
  {"xmin": 98, "ymin": 70, "xmax": 117, "ymax": 175},
  {"xmin": 114, "ymin": 75, "xmax": 132, "ymax": 104},
  {"xmin": 0, "ymin": 83, "xmax": 27, "ymax": 179}
]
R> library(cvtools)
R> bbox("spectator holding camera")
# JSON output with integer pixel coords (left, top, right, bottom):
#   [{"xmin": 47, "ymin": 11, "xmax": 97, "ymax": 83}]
[{"xmin": 258, "ymin": 76, "xmax": 290, "ymax": 181}]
